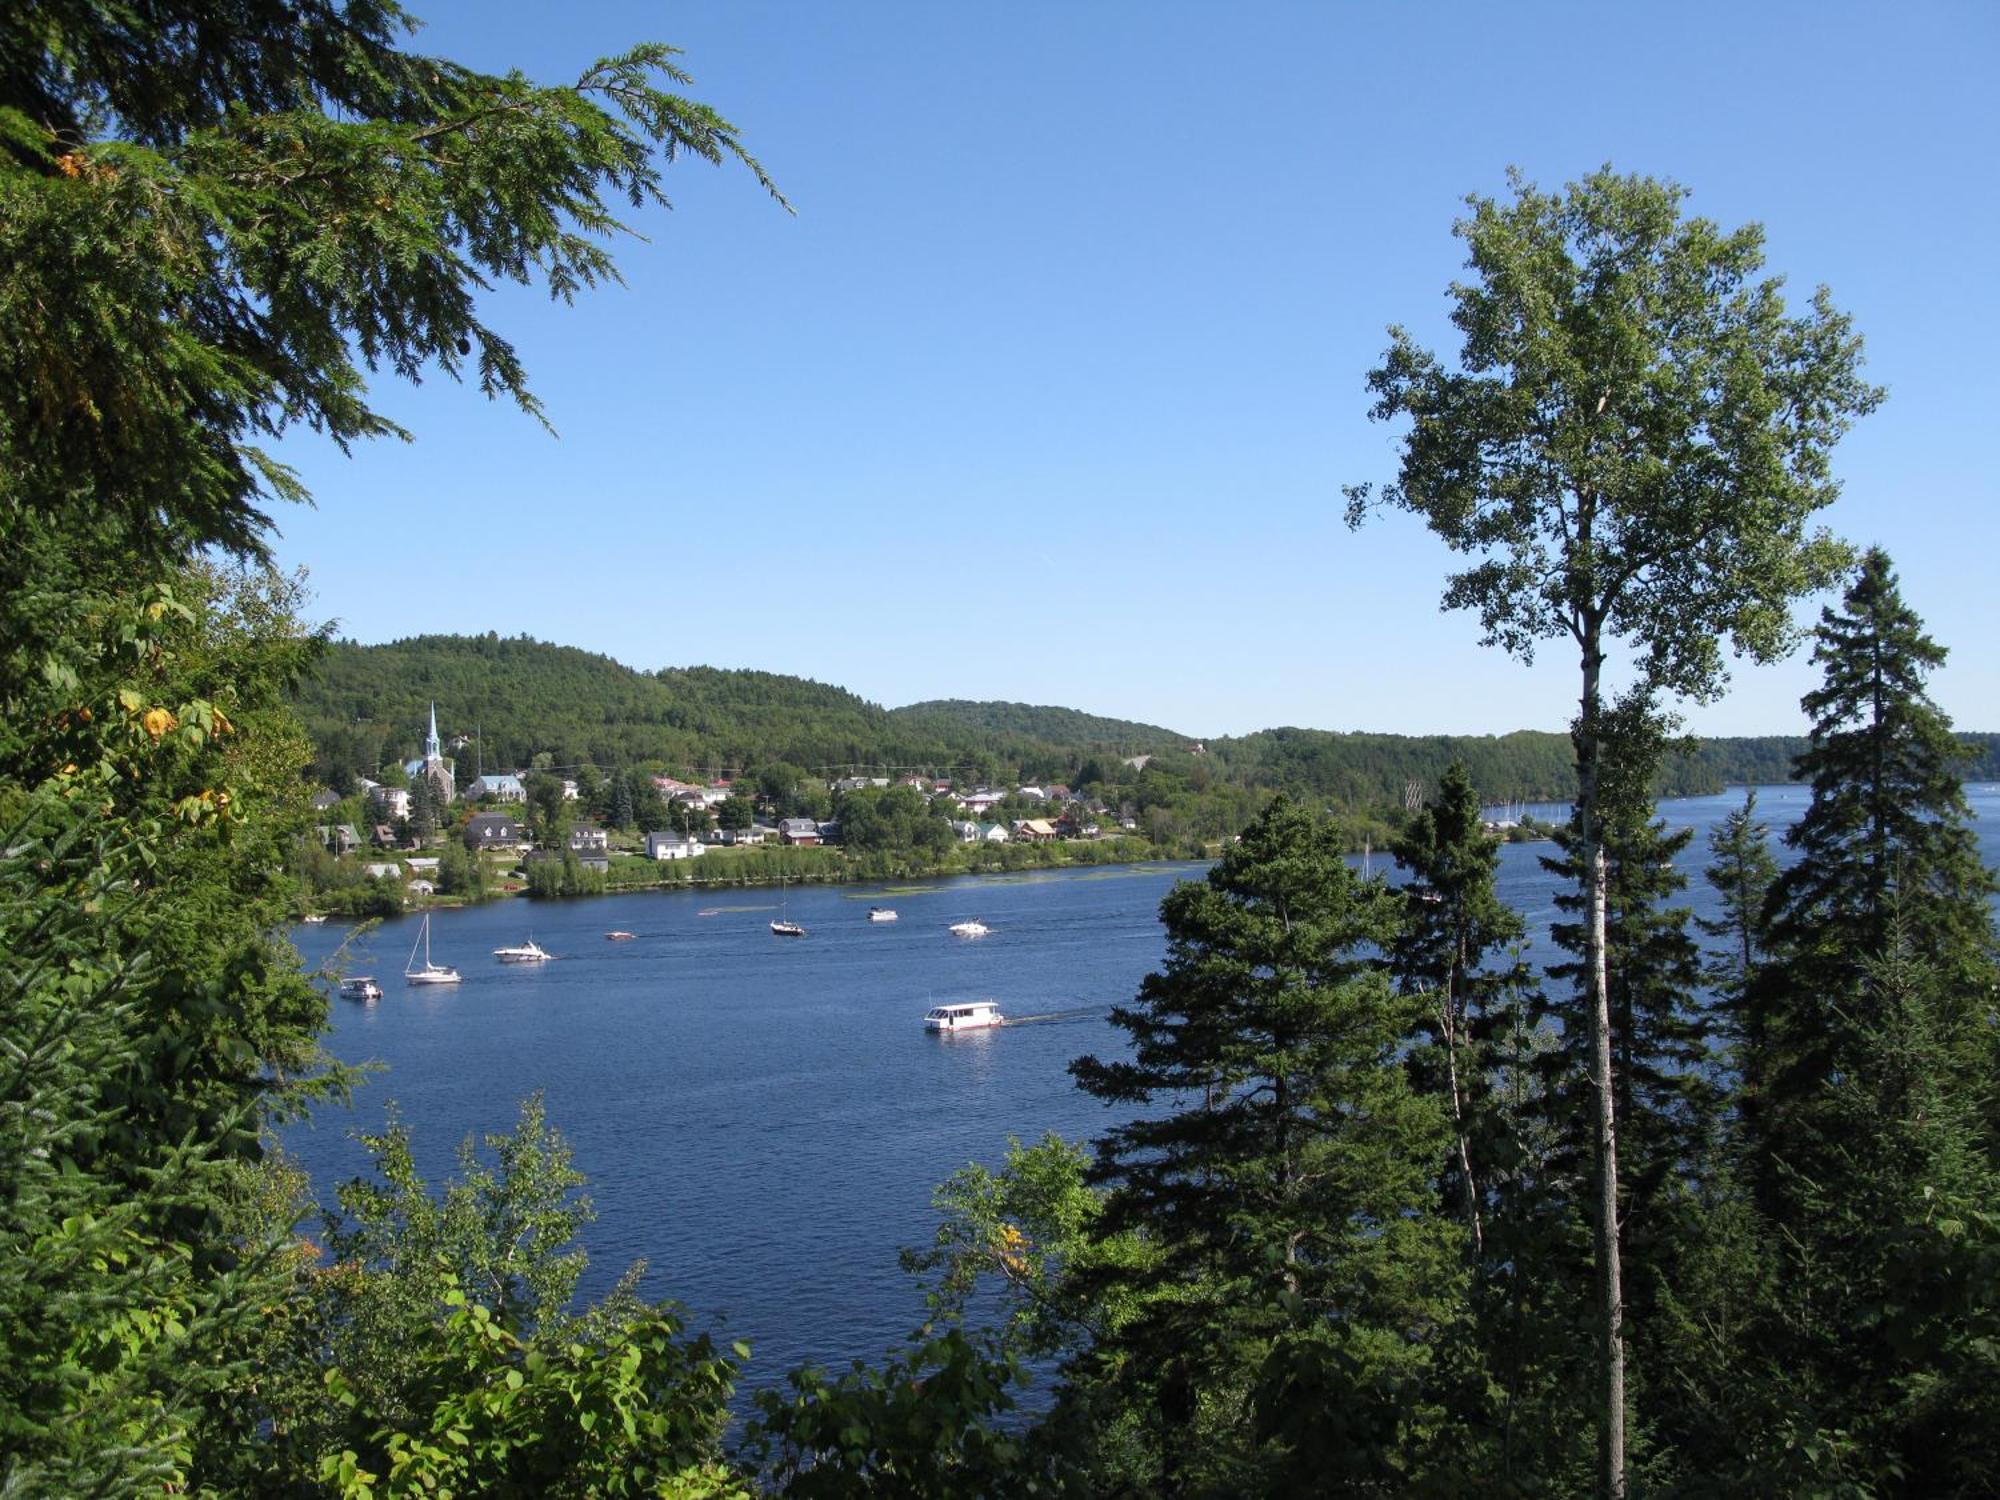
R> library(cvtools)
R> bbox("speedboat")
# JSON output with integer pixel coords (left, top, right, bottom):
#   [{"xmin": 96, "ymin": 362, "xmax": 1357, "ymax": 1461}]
[
  {"xmin": 605, "ymin": 930, "xmax": 638, "ymax": 941},
  {"xmin": 404, "ymin": 912, "xmax": 461, "ymax": 985},
  {"xmin": 338, "ymin": 976, "xmax": 382, "ymax": 1002},
  {"xmin": 493, "ymin": 938, "xmax": 551, "ymax": 963},
  {"xmin": 925, "ymin": 1000, "xmax": 1004, "ymax": 1032},
  {"xmin": 868, "ymin": 907, "xmax": 899, "ymax": 923},
  {"xmin": 949, "ymin": 918, "xmax": 990, "ymax": 938},
  {"xmin": 770, "ymin": 920, "xmax": 807, "ymax": 938}
]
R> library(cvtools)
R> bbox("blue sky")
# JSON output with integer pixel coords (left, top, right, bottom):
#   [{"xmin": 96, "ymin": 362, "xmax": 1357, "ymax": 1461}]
[{"xmin": 269, "ymin": 1, "xmax": 1999, "ymax": 739}]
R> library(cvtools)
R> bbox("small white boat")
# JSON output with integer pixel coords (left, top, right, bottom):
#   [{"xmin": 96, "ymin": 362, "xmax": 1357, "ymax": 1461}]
[
  {"xmin": 493, "ymin": 938, "xmax": 551, "ymax": 963},
  {"xmin": 404, "ymin": 913, "xmax": 461, "ymax": 986},
  {"xmin": 925, "ymin": 1000, "xmax": 1005, "ymax": 1032},
  {"xmin": 868, "ymin": 907, "xmax": 899, "ymax": 923},
  {"xmin": 302, "ymin": 914, "xmax": 328, "ymax": 925},
  {"xmin": 772, "ymin": 873, "xmax": 805, "ymax": 936},
  {"xmin": 605, "ymin": 930, "xmax": 637, "ymax": 942},
  {"xmin": 338, "ymin": 976, "xmax": 382, "ymax": 1002},
  {"xmin": 949, "ymin": 918, "xmax": 991, "ymax": 938}
]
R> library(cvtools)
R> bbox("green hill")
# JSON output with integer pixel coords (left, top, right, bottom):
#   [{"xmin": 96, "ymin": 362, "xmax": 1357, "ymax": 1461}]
[{"xmin": 294, "ymin": 633, "xmax": 1999, "ymax": 809}]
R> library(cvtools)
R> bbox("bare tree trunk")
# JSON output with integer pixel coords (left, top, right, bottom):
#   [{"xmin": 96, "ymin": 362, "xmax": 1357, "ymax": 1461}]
[{"xmin": 1576, "ymin": 646, "xmax": 1627, "ymax": 1500}]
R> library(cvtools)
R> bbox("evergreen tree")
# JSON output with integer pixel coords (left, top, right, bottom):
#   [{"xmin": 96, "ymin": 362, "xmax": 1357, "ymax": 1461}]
[
  {"xmin": 610, "ymin": 770, "xmax": 637, "ymax": 832},
  {"xmin": 1069, "ymin": 798, "xmax": 1468, "ymax": 1493},
  {"xmin": 1390, "ymin": 760, "xmax": 1525, "ymax": 1252},
  {"xmin": 409, "ymin": 767, "xmax": 437, "ymax": 843},
  {"xmin": 1749, "ymin": 550, "xmax": 1998, "ymax": 1201},
  {"xmin": 1697, "ymin": 790, "xmax": 1778, "ymax": 1035}
]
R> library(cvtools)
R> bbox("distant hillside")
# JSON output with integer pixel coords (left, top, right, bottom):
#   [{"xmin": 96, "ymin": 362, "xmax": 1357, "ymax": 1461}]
[
  {"xmin": 293, "ymin": 633, "xmax": 1999, "ymax": 807},
  {"xmin": 890, "ymin": 700, "xmax": 1186, "ymax": 754},
  {"xmin": 297, "ymin": 635, "xmax": 904, "ymax": 779}
]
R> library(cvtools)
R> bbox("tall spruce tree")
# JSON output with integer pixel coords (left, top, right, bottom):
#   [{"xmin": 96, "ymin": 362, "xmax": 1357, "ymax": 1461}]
[
  {"xmin": 1070, "ymin": 797, "xmax": 1468, "ymax": 1493},
  {"xmin": 1390, "ymin": 760, "xmax": 1526, "ymax": 1253},
  {"xmin": 1748, "ymin": 548, "xmax": 1999, "ymax": 1209}
]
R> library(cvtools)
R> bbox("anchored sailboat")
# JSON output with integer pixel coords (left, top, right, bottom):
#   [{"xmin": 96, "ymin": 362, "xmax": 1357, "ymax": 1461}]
[{"xmin": 404, "ymin": 912, "xmax": 461, "ymax": 985}]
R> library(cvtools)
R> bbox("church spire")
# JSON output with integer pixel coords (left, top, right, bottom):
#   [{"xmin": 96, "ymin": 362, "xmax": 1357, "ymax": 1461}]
[{"xmin": 425, "ymin": 702, "xmax": 441, "ymax": 761}]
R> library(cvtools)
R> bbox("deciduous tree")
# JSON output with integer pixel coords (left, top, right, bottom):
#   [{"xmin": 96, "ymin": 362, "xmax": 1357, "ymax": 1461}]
[{"xmin": 1347, "ymin": 167, "xmax": 1881, "ymax": 1496}]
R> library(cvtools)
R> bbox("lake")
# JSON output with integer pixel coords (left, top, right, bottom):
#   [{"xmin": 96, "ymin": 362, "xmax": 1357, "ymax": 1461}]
[{"xmin": 285, "ymin": 784, "xmax": 2000, "ymax": 1383}]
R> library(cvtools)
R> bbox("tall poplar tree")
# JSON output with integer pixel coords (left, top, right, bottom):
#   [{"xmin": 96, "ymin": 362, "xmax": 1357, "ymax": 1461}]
[{"xmin": 1346, "ymin": 168, "xmax": 1881, "ymax": 1496}]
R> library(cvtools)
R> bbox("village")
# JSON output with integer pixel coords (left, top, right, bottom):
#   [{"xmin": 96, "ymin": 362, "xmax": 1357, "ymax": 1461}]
[{"xmin": 303, "ymin": 706, "xmax": 1139, "ymax": 910}]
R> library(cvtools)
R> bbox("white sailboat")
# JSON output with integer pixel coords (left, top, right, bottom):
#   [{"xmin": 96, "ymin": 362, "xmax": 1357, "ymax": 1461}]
[
  {"xmin": 404, "ymin": 912, "xmax": 461, "ymax": 985},
  {"xmin": 771, "ymin": 872, "xmax": 806, "ymax": 937}
]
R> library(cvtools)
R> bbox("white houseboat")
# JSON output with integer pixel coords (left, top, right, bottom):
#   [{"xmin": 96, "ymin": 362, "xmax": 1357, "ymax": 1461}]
[{"xmin": 924, "ymin": 1000, "xmax": 1005, "ymax": 1032}]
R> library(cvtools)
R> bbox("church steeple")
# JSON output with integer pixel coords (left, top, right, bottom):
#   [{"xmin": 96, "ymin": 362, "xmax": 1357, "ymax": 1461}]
[{"xmin": 425, "ymin": 702, "xmax": 441, "ymax": 762}]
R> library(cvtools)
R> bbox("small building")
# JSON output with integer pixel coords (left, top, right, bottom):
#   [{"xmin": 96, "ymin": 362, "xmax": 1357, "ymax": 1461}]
[
  {"xmin": 978, "ymin": 822, "xmax": 1011, "ymax": 844},
  {"xmin": 319, "ymin": 823, "xmax": 362, "ymax": 856},
  {"xmin": 949, "ymin": 819, "xmax": 981, "ymax": 843},
  {"xmin": 645, "ymin": 831, "xmax": 706, "ymax": 861},
  {"xmin": 960, "ymin": 790, "xmax": 1005, "ymax": 814},
  {"xmin": 406, "ymin": 856, "xmax": 440, "ymax": 875},
  {"xmin": 778, "ymin": 817, "xmax": 822, "ymax": 847},
  {"xmin": 405, "ymin": 878, "xmax": 435, "ymax": 899},
  {"xmin": 1013, "ymin": 818, "xmax": 1058, "ymax": 842},
  {"xmin": 717, "ymin": 825, "xmax": 769, "ymax": 847},
  {"xmin": 369, "ymin": 785, "xmax": 411, "ymax": 821},
  {"xmin": 1016, "ymin": 786, "xmax": 1048, "ymax": 804},
  {"xmin": 568, "ymin": 827, "xmax": 610, "ymax": 855},
  {"xmin": 465, "ymin": 773, "xmax": 527, "ymax": 803},
  {"xmin": 464, "ymin": 812, "xmax": 525, "ymax": 849},
  {"xmin": 363, "ymin": 862, "xmax": 401, "ymax": 880},
  {"xmin": 310, "ymin": 788, "xmax": 343, "ymax": 812}
]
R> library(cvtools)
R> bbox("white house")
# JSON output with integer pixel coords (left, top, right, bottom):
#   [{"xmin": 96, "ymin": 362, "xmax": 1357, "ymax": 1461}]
[
  {"xmin": 369, "ymin": 785, "xmax": 411, "ymax": 821},
  {"xmin": 978, "ymin": 822, "xmax": 1011, "ymax": 843},
  {"xmin": 465, "ymin": 773, "xmax": 527, "ymax": 803},
  {"xmin": 644, "ymin": 831, "xmax": 706, "ymax": 861},
  {"xmin": 949, "ymin": 820, "xmax": 981, "ymax": 843}
]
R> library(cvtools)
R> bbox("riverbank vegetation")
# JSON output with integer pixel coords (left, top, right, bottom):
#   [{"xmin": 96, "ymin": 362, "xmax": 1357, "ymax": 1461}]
[{"xmin": 4, "ymin": 2, "xmax": 1996, "ymax": 1492}]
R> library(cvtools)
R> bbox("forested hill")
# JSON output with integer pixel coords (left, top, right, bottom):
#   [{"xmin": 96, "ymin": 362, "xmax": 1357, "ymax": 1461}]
[
  {"xmin": 294, "ymin": 634, "xmax": 1999, "ymax": 805},
  {"xmin": 889, "ymin": 700, "xmax": 1186, "ymax": 752}
]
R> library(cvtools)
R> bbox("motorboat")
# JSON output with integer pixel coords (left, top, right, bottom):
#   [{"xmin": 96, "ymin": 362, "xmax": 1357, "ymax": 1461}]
[
  {"xmin": 605, "ymin": 930, "xmax": 637, "ymax": 941},
  {"xmin": 404, "ymin": 912, "xmax": 461, "ymax": 985},
  {"xmin": 770, "ymin": 920, "xmax": 807, "ymax": 938},
  {"xmin": 948, "ymin": 918, "xmax": 990, "ymax": 938},
  {"xmin": 301, "ymin": 914, "xmax": 328, "ymax": 925},
  {"xmin": 338, "ymin": 976, "xmax": 382, "ymax": 1002},
  {"xmin": 925, "ymin": 1000, "xmax": 1004, "ymax": 1032},
  {"xmin": 868, "ymin": 907, "xmax": 899, "ymax": 923},
  {"xmin": 493, "ymin": 937, "xmax": 551, "ymax": 963}
]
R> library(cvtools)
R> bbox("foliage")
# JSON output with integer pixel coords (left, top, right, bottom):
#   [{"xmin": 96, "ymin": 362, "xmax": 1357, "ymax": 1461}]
[
  {"xmin": 742, "ymin": 1329, "xmax": 1072, "ymax": 1499},
  {"xmin": 220, "ymin": 1098, "xmax": 747, "ymax": 1497},
  {"xmin": 1068, "ymin": 797, "xmax": 1471, "ymax": 1492},
  {"xmin": 0, "ymin": 564, "xmax": 333, "ymax": 1495}
]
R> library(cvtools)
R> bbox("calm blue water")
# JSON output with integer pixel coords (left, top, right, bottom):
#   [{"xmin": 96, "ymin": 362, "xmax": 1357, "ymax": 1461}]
[{"xmin": 286, "ymin": 785, "xmax": 2000, "ymax": 1382}]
